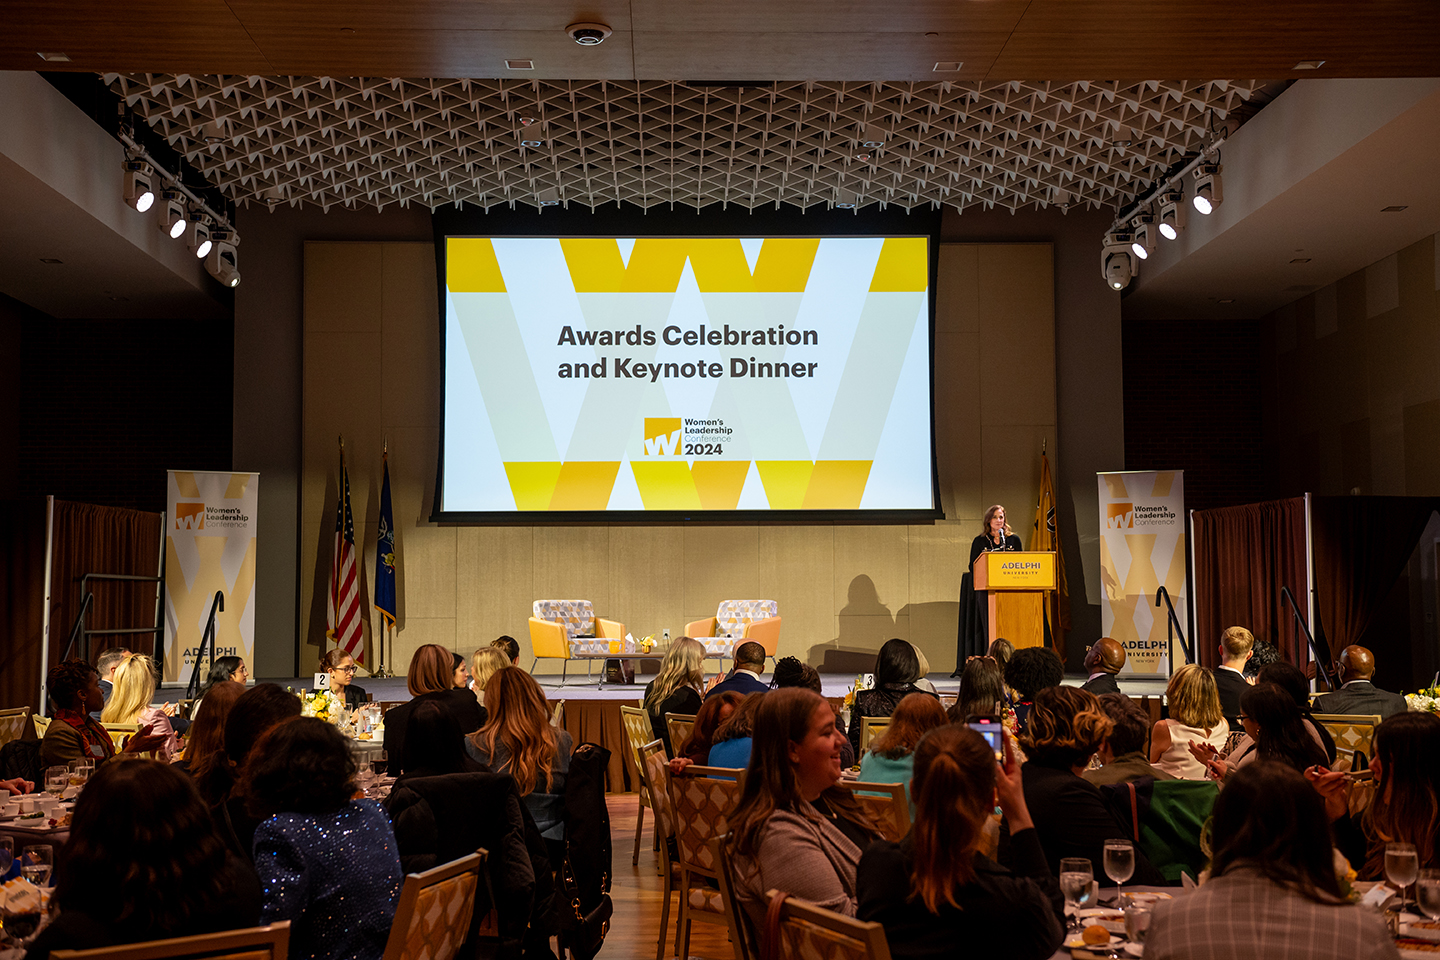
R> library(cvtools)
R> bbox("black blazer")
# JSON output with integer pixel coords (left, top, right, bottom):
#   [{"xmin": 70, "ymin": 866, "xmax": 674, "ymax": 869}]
[
  {"xmin": 1081, "ymin": 674, "xmax": 1122, "ymax": 696},
  {"xmin": 849, "ymin": 684, "xmax": 940, "ymax": 758},
  {"xmin": 704, "ymin": 672, "xmax": 770, "ymax": 700},
  {"xmin": 1314, "ymin": 680, "xmax": 1408, "ymax": 720},
  {"xmin": 970, "ymin": 533, "xmax": 1024, "ymax": 567},
  {"xmin": 1213, "ymin": 666, "xmax": 1248, "ymax": 725},
  {"xmin": 383, "ymin": 688, "xmax": 486, "ymax": 775}
]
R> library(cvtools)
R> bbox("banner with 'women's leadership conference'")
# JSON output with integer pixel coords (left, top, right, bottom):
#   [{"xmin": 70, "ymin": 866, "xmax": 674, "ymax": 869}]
[
  {"xmin": 1097, "ymin": 470, "xmax": 1186, "ymax": 675},
  {"xmin": 164, "ymin": 471, "xmax": 258, "ymax": 684}
]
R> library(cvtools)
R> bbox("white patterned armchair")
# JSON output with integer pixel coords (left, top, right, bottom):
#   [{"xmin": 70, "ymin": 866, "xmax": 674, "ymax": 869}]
[
  {"xmin": 685, "ymin": 600, "xmax": 781, "ymax": 668},
  {"xmin": 528, "ymin": 600, "xmax": 633, "ymax": 684}
]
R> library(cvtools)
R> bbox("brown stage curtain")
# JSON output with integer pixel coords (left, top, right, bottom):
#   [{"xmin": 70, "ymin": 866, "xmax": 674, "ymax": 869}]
[
  {"xmin": 49, "ymin": 501, "xmax": 164, "ymax": 671},
  {"xmin": 1311, "ymin": 496, "xmax": 1440, "ymax": 658},
  {"xmin": 1192, "ymin": 498, "xmax": 1309, "ymax": 667}
]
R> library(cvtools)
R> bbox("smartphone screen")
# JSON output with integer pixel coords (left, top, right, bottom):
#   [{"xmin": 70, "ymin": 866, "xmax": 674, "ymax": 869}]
[{"xmin": 966, "ymin": 718, "xmax": 1004, "ymax": 761}]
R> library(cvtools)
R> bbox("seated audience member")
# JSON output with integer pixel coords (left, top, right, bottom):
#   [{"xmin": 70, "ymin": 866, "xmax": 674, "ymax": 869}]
[
  {"xmin": 857, "ymin": 693, "xmax": 950, "ymax": 811},
  {"xmin": 101, "ymin": 654, "xmax": 180, "ymax": 761},
  {"xmin": 676, "ymin": 691, "xmax": 742, "ymax": 765},
  {"xmin": 1213, "ymin": 626, "xmax": 1255, "ymax": 726},
  {"xmin": 189, "ymin": 656, "xmax": 249, "ymax": 727},
  {"xmin": 199, "ymin": 683, "xmax": 303, "ymax": 860},
  {"xmin": 949, "ymin": 656, "xmax": 1010, "ymax": 725},
  {"xmin": 451, "ymin": 651, "xmax": 471, "ymax": 690},
  {"xmin": 705, "ymin": 692, "xmax": 764, "ymax": 771},
  {"xmin": 1003, "ymin": 647, "xmax": 1065, "ymax": 734},
  {"xmin": 1146, "ymin": 762, "xmax": 1400, "ymax": 960},
  {"xmin": 383, "ymin": 644, "xmax": 485, "ymax": 774},
  {"xmin": 174, "ymin": 680, "xmax": 244, "ymax": 775},
  {"xmin": 1151, "ymin": 664, "xmax": 1229, "ymax": 780},
  {"xmin": 40, "ymin": 660, "xmax": 167, "ymax": 767},
  {"xmin": 643, "ymin": 637, "xmax": 706, "ymax": 755},
  {"xmin": 492, "ymin": 635, "xmax": 521, "ymax": 666},
  {"xmin": 468, "ymin": 646, "xmax": 509, "ymax": 706},
  {"xmin": 91, "ymin": 646, "xmax": 130, "ymax": 720},
  {"xmin": 858, "ymin": 725, "xmax": 1064, "ymax": 960},
  {"xmin": 1258, "ymin": 661, "xmax": 1338, "ymax": 764},
  {"xmin": 987, "ymin": 637, "xmax": 1015, "ymax": 675},
  {"xmin": 849, "ymin": 638, "xmax": 941, "ymax": 757},
  {"xmin": 705, "ymin": 641, "xmax": 771, "ymax": 699},
  {"xmin": 1086, "ymin": 693, "xmax": 1175, "ymax": 786},
  {"xmin": 1008, "ymin": 685, "xmax": 1165, "ymax": 884},
  {"xmin": 25, "ymin": 758, "xmax": 261, "ymax": 960},
  {"xmin": 397, "ymin": 702, "xmax": 484, "ymax": 781},
  {"xmin": 246, "ymin": 718, "xmax": 403, "ymax": 960},
  {"xmin": 772, "ymin": 656, "xmax": 856, "ymax": 768},
  {"xmin": 1081, "ymin": 637, "xmax": 1126, "ymax": 695},
  {"xmin": 911, "ymin": 643, "xmax": 939, "ymax": 695},
  {"xmin": 1244, "ymin": 639, "xmax": 1281, "ymax": 680},
  {"xmin": 1194, "ymin": 683, "xmax": 1329, "ymax": 779},
  {"xmin": 728, "ymin": 688, "xmax": 880, "ymax": 928},
  {"xmin": 1315, "ymin": 645, "xmax": 1408, "ymax": 720},
  {"xmin": 465, "ymin": 668, "xmax": 573, "ymax": 853},
  {"xmin": 318, "ymin": 649, "xmax": 367, "ymax": 708}
]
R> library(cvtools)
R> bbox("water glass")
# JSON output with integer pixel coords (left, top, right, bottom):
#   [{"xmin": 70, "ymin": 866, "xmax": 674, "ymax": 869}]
[
  {"xmin": 1387, "ymin": 842, "xmax": 1419, "ymax": 903},
  {"xmin": 43, "ymin": 766, "xmax": 67, "ymax": 799},
  {"xmin": 1059, "ymin": 857, "xmax": 1095, "ymax": 932},
  {"xmin": 1417, "ymin": 869, "xmax": 1440, "ymax": 922},
  {"xmin": 1124, "ymin": 903, "xmax": 1152, "ymax": 943},
  {"xmin": 20, "ymin": 845, "xmax": 52, "ymax": 887},
  {"xmin": 1104, "ymin": 839, "xmax": 1135, "ymax": 891}
]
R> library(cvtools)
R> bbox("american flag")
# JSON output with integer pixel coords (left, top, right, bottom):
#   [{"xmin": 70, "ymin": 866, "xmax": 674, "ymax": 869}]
[{"xmin": 327, "ymin": 443, "xmax": 364, "ymax": 662}]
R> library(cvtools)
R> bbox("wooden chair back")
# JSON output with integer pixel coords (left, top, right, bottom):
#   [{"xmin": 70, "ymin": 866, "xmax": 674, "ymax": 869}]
[
  {"xmin": 381, "ymin": 849, "xmax": 486, "ymax": 960},
  {"xmin": 665, "ymin": 712, "xmax": 697, "ymax": 756},
  {"xmin": 0, "ymin": 707, "xmax": 31, "ymax": 747},
  {"xmin": 711, "ymin": 833, "xmax": 758, "ymax": 960},
  {"xmin": 620, "ymin": 704, "xmax": 657, "ymax": 802},
  {"xmin": 550, "ymin": 699, "xmax": 565, "ymax": 728},
  {"xmin": 668, "ymin": 765, "xmax": 745, "ymax": 881},
  {"xmin": 50, "ymin": 922, "xmax": 290, "ymax": 960},
  {"xmin": 835, "ymin": 780, "xmax": 910, "ymax": 841},
  {"xmin": 639, "ymin": 740, "xmax": 674, "ymax": 840},
  {"xmin": 31, "ymin": 715, "xmax": 50, "ymax": 738},
  {"xmin": 101, "ymin": 722, "xmax": 139, "ymax": 753},
  {"xmin": 761, "ymin": 890, "xmax": 893, "ymax": 960},
  {"xmin": 1312, "ymin": 713, "xmax": 1383, "ymax": 772},
  {"xmin": 858, "ymin": 717, "xmax": 889, "ymax": 754}
]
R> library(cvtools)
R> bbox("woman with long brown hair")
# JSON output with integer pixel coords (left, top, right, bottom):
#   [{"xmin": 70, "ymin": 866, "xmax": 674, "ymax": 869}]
[
  {"xmin": 857, "ymin": 725, "xmax": 1064, "ymax": 959},
  {"xmin": 176, "ymin": 679, "xmax": 245, "ymax": 775},
  {"xmin": 676, "ymin": 690, "xmax": 742, "ymax": 764},
  {"xmin": 857, "ymin": 692, "xmax": 950, "ymax": 809},
  {"xmin": 727, "ymin": 688, "xmax": 879, "ymax": 927},
  {"xmin": 382, "ymin": 644, "xmax": 484, "ymax": 775}
]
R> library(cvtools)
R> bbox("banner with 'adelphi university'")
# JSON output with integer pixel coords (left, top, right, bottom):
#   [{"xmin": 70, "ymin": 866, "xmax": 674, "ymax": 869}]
[
  {"xmin": 1097, "ymin": 470, "xmax": 1186, "ymax": 675},
  {"xmin": 164, "ymin": 471, "xmax": 258, "ymax": 684}
]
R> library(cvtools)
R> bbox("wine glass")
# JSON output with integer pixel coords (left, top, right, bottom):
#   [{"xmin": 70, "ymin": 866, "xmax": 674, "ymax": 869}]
[
  {"xmin": 1059, "ymin": 857, "xmax": 1095, "ymax": 934},
  {"xmin": 1418, "ymin": 869, "xmax": 1440, "ymax": 922},
  {"xmin": 1387, "ymin": 842, "xmax": 1419, "ymax": 907},
  {"xmin": 372, "ymin": 749, "xmax": 389, "ymax": 779},
  {"xmin": 1104, "ymin": 839, "xmax": 1135, "ymax": 901},
  {"xmin": 43, "ymin": 766, "xmax": 67, "ymax": 799},
  {"xmin": 20, "ymin": 845, "xmax": 52, "ymax": 887}
]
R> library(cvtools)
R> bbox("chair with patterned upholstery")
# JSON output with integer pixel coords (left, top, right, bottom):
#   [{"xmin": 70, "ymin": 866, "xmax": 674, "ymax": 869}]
[
  {"xmin": 761, "ymin": 890, "xmax": 893, "ymax": 960},
  {"xmin": 381, "ymin": 849, "xmax": 486, "ymax": 960},
  {"xmin": 528, "ymin": 600, "xmax": 631, "ymax": 685},
  {"xmin": 50, "ymin": 922, "xmax": 290, "ymax": 960},
  {"xmin": 858, "ymin": 717, "xmax": 889, "ymax": 754},
  {"xmin": 685, "ymin": 600, "xmax": 781, "ymax": 670},
  {"xmin": 101, "ymin": 722, "xmax": 139, "ymax": 754},
  {"xmin": 640, "ymin": 739, "xmax": 681, "ymax": 960},
  {"xmin": 711, "ymin": 832, "xmax": 759, "ymax": 960},
  {"xmin": 620, "ymin": 705, "xmax": 660, "ymax": 868},
  {"xmin": 835, "ymin": 780, "xmax": 911, "ymax": 842},
  {"xmin": 0, "ymin": 707, "xmax": 31, "ymax": 748},
  {"xmin": 665, "ymin": 713, "xmax": 697, "ymax": 758},
  {"xmin": 1312, "ymin": 713, "xmax": 1383, "ymax": 772},
  {"xmin": 668, "ymin": 764, "xmax": 747, "ymax": 960},
  {"xmin": 31, "ymin": 715, "xmax": 50, "ymax": 738}
]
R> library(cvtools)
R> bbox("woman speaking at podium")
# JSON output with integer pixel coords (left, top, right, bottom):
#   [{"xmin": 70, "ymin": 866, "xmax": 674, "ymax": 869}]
[{"xmin": 954, "ymin": 505, "xmax": 1022, "ymax": 673}]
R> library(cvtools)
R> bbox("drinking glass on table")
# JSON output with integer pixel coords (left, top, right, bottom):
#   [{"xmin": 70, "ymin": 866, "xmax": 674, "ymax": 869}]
[
  {"xmin": 1417, "ymin": 870, "xmax": 1440, "ymax": 922},
  {"xmin": 1388, "ymin": 841, "xmax": 1419, "ymax": 906},
  {"xmin": 1104, "ymin": 839, "xmax": 1135, "ymax": 900},
  {"xmin": 44, "ymin": 766, "xmax": 67, "ymax": 799},
  {"xmin": 1124, "ymin": 903, "xmax": 1152, "ymax": 944},
  {"xmin": 1059, "ymin": 857, "xmax": 1095, "ymax": 933},
  {"xmin": 371, "ymin": 749, "xmax": 389, "ymax": 779},
  {"xmin": 20, "ymin": 845, "xmax": 52, "ymax": 886}
]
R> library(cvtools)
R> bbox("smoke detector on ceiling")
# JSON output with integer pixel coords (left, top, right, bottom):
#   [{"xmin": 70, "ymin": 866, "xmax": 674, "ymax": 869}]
[{"xmin": 566, "ymin": 22, "xmax": 612, "ymax": 45}]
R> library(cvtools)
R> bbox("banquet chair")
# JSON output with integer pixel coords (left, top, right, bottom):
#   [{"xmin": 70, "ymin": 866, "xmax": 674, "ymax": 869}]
[
  {"xmin": 528, "ymin": 599, "xmax": 631, "ymax": 685},
  {"xmin": 101, "ymin": 722, "xmax": 139, "ymax": 754},
  {"xmin": 761, "ymin": 890, "xmax": 893, "ymax": 960},
  {"xmin": 1312, "ymin": 713, "xmax": 1382, "ymax": 772},
  {"xmin": 50, "ymin": 921, "xmax": 290, "ymax": 959},
  {"xmin": 640, "ymin": 739, "xmax": 680, "ymax": 960},
  {"xmin": 665, "ymin": 712, "xmax": 697, "ymax": 758},
  {"xmin": 711, "ymin": 833, "xmax": 759, "ymax": 960},
  {"xmin": 685, "ymin": 600, "xmax": 781, "ymax": 670},
  {"xmin": 381, "ymin": 849, "xmax": 486, "ymax": 960},
  {"xmin": 550, "ymin": 699, "xmax": 565, "ymax": 729},
  {"xmin": 669, "ymin": 764, "xmax": 747, "ymax": 960},
  {"xmin": 31, "ymin": 715, "xmax": 50, "ymax": 738},
  {"xmin": 620, "ymin": 705, "xmax": 659, "ymax": 867},
  {"xmin": 836, "ymin": 780, "xmax": 911, "ymax": 841},
  {"xmin": 858, "ymin": 717, "xmax": 890, "ymax": 754},
  {"xmin": 0, "ymin": 707, "xmax": 31, "ymax": 748}
]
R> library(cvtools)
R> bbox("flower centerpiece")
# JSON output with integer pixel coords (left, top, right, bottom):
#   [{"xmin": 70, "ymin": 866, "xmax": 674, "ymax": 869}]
[
  {"xmin": 638, "ymin": 634, "xmax": 656, "ymax": 655},
  {"xmin": 1405, "ymin": 684, "xmax": 1440, "ymax": 714},
  {"xmin": 299, "ymin": 688, "xmax": 347, "ymax": 726}
]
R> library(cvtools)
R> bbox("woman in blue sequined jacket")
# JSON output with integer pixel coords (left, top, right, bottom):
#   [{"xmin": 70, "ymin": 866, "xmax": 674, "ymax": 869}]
[{"xmin": 244, "ymin": 717, "xmax": 403, "ymax": 960}]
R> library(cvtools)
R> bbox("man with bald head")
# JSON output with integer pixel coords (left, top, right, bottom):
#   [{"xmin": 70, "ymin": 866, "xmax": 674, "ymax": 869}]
[
  {"xmin": 1313, "ymin": 645, "xmax": 1407, "ymax": 719},
  {"xmin": 1081, "ymin": 637, "xmax": 1126, "ymax": 695}
]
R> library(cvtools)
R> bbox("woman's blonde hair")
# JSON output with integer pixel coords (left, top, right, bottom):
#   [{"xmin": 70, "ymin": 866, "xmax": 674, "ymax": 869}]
[
  {"xmin": 469, "ymin": 647, "xmax": 510, "ymax": 702},
  {"xmin": 911, "ymin": 642, "xmax": 931, "ymax": 680},
  {"xmin": 1165, "ymin": 663, "xmax": 1224, "ymax": 732},
  {"xmin": 470, "ymin": 668, "xmax": 558, "ymax": 796},
  {"xmin": 980, "ymin": 504, "xmax": 1012, "ymax": 538},
  {"xmin": 101, "ymin": 654, "xmax": 159, "ymax": 724},
  {"xmin": 645, "ymin": 637, "xmax": 705, "ymax": 715}
]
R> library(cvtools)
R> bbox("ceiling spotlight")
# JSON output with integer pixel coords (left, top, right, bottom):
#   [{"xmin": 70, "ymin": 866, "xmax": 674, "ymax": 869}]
[
  {"xmin": 157, "ymin": 190, "xmax": 187, "ymax": 238},
  {"xmin": 187, "ymin": 213, "xmax": 213, "ymax": 259},
  {"xmin": 1192, "ymin": 162, "xmax": 1223, "ymax": 215},
  {"xmin": 1102, "ymin": 231, "xmax": 1137, "ymax": 291},
  {"xmin": 835, "ymin": 189, "xmax": 860, "ymax": 210},
  {"xmin": 854, "ymin": 152, "xmax": 871, "ymax": 162},
  {"xmin": 206, "ymin": 229, "xmax": 240, "ymax": 288},
  {"xmin": 536, "ymin": 187, "xmax": 561, "ymax": 207},
  {"xmin": 123, "ymin": 160, "xmax": 155, "ymax": 213},
  {"xmin": 200, "ymin": 119, "xmax": 227, "ymax": 143},
  {"xmin": 520, "ymin": 138, "xmax": 544, "ymax": 148},
  {"xmin": 858, "ymin": 123, "xmax": 886, "ymax": 150},
  {"xmin": 1130, "ymin": 213, "xmax": 1155, "ymax": 261},
  {"xmin": 519, "ymin": 116, "xmax": 538, "ymax": 126},
  {"xmin": 1157, "ymin": 189, "xmax": 1186, "ymax": 240},
  {"xmin": 565, "ymin": 22, "xmax": 612, "ymax": 45}
]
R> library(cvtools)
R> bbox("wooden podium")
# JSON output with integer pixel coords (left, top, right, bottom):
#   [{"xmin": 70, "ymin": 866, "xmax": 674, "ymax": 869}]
[{"xmin": 972, "ymin": 551, "xmax": 1057, "ymax": 650}]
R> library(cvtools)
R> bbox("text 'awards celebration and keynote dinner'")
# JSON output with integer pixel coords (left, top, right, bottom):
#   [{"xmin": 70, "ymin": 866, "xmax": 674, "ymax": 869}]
[{"xmin": 3, "ymin": 7, "xmax": 1440, "ymax": 960}]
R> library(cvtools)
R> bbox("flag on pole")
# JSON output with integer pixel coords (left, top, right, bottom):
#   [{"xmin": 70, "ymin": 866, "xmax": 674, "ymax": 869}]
[
  {"xmin": 327, "ymin": 439, "xmax": 364, "ymax": 663},
  {"xmin": 1031, "ymin": 450, "xmax": 1072, "ymax": 654},
  {"xmin": 374, "ymin": 448, "xmax": 396, "ymax": 629}
]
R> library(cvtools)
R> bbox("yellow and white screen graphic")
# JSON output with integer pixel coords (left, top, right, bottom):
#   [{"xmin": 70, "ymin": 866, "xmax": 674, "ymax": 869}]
[{"xmin": 441, "ymin": 236, "xmax": 933, "ymax": 513}]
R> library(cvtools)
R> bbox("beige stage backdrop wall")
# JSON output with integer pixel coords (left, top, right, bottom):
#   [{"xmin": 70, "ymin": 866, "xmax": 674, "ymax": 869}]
[{"xmin": 299, "ymin": 241, "xmax": 1056, "ymax": 676}]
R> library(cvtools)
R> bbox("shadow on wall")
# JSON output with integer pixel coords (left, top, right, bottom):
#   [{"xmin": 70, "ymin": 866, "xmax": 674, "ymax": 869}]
[{"xmin": 808, "ymin": 574, "xmax": 897, "ymax": 673}]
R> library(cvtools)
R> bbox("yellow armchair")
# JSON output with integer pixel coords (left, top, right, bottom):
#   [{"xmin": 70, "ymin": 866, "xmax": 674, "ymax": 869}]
[
  {"xmin": 529, "ymin": 600, "xmax": 632, "ymax": 685},
  {"xmin": 686, "ymin": 600, "xmax": 781, "ymax": 669}
]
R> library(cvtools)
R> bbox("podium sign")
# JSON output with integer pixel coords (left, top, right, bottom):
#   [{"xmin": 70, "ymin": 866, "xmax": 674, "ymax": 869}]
[
  {"xmin": 973, "ymin": 551, "xmax": 1056, "ymax": 649},
  {"xmin": 973, "ymin": 552, "xmax": 1057, "ymax": 591}
]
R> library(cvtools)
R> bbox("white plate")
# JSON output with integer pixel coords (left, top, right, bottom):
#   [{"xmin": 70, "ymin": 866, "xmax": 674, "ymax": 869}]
[
  {"xmin": 1401, "ymin": 922, "xmax": 1440, "ymax": 942},
  {"xmin": 1065, "ymin": 933, "xmax": 1121, "ymax": 949},
  {"xmin": 1124, "ymin": 944, "xmax": 1144, "ymax": 957}
]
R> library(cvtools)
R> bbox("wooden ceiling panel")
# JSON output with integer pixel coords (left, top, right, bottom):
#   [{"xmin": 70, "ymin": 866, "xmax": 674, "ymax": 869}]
[
  {"xmin": 223, "ymin": 0, "xmax": 635, "ymax": 35},
  {"xmin": 628, "ymin": 0, "xmax": 1030, "ymax": 34}
]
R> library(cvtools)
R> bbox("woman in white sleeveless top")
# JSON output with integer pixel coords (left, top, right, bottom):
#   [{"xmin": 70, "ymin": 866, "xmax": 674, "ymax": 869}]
[{"xmin": 1150, "ymin": 664, "xmax": 1230, "ymax": 780}]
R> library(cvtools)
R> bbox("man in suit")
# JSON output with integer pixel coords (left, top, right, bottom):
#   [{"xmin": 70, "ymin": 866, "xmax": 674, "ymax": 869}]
[
  {"xmin": 1080, "ymin": 637, "xmax": 1126, "ymax": 695},
  {"xmin": 704, "ymin": 641, "xmax": 770, "ymax": 699},
  {"xmin": 1314, "ymin": 645, "xmax": 1408, "ymax": 719},
  {"xmin": 1213, "ymin": 626, "xmax": 1253, "ymax": 727}
]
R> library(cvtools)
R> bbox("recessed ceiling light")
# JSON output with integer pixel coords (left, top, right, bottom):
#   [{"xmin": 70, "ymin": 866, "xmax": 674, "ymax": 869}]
[
  {"xmin": 933, "ymin": 62, "xmax": 962, "ymax": 72},
  {"xmin": 1290, "ymin": 258, "xmax": 1312, "ymax": 264},
  {"xmin": 37, "ymin": 52, "xmax": 70, "ymax": 62},
  {"xmin": 1293, "ymin": 60, "xmax": 1326, "ymax": 70},
  {"xmin": 505, "ymin": 59, "xmax": 535, "ymax": 70},
  {"xmin": 39, "ymin": 258, "xmax": 63, "ymax": 264},
  {"xmin": 520, "ymin": 139, "xmax": 543, "ymax": 148},
  {"xmin": 1381, "ymin": 205, "xmax": 1408, "ymax": 212}
]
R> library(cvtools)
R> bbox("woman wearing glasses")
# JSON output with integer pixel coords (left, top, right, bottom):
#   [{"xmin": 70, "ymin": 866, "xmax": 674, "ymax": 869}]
[{"xmin": 320, "ymin": 649, "xmax": 368, "ymax": 708}]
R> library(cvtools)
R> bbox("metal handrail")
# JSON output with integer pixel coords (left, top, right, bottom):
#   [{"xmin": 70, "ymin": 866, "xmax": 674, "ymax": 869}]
[
  {"xmin": 63, "ymin": 573, "xmax": 166, "ymax": 665},
  {"xmin": 185, "ymin": 591, "xmax": 225, "ymax": 699},
  {"xmin": 1155, "ymin": 586, "xmax": 1194, "ymax": 664},
  {"xmin": 60, "ymin": 593, "xmax": 95, "ymax": 663},
  {"xmin": 1280, "ymin": 585, "xmax": 1335, "ymax": 689}
]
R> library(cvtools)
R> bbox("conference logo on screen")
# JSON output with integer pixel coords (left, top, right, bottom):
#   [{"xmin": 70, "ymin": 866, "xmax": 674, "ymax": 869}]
[
  {"xmin": 643, "ymin": 418, "xmax": 682, "ymax": 456},
  {"xmin": 175, "ymin": 502, "xmax": 206, "ymax": 530},
  {"xmin": 1106, "ymin": 503, "xmax": 1134, "ymax": 529}
]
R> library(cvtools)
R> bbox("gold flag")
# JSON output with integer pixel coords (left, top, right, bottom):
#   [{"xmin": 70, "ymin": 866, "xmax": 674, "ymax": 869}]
[{"xmin": 1030, "ymin": 452, "xmax": 1072, "ymax": 653}]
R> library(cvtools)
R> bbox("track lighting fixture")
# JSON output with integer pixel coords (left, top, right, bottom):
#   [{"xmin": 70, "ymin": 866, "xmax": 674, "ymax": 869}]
[
  {"xmin": 1102, "ymin": 231, "xmax": 1137, "ymax": 291},
  {"xmin": 835, "ymin": 189, "xmax": 859, "ymax": 210},
  {"xmin": 187, "ymin": 214, "xmax": 213, "ymax": 259},
  {"xmin": 205, "ymin": 229, "xmax": 240, "ymax": 287},
  {"xmin": 157, "ymin": 190, "xmax": 187, "ymax": 238},
  {"xmin": 1130, "ymin": 213, "xmax": 1155, "ymax": 260},
  {"xmin": 1192, "ymin": 163, "xmax": 1223, "ymax": 215},
  {"xmin": 1157, "ymin": 189, "xmax": 1186, "ymax": 240},
  {"xmin": 123, "ymin": 159, "xmax": 155, "ymax": 212}
]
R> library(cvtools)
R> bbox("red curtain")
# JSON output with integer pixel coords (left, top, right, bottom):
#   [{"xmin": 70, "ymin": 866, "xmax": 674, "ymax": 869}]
[{"xmin": 1191, "ymin": 498, "xmax": 1309, "ymax": 667}]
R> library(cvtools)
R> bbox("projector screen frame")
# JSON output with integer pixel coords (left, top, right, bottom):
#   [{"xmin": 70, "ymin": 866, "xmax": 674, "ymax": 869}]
[{"xmin": 429, "ymin": 202, "xmax": 943, "ymax": 525}]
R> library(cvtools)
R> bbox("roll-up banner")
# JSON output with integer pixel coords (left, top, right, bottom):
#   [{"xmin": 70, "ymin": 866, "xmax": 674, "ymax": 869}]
[
  {"xmin": 1097, "ymin": 470, "xmax": 1185, "ymax": 676},
  {"xmin": 164, "ymin": 471, "xmax": 258, "ymax": 685}
]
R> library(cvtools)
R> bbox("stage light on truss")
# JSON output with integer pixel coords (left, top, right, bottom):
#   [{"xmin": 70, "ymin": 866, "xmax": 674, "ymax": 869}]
[
  {"xmin": 1192, "ymin": 163, "xmax": 1223, "ymax": 215},
  {"xmin": 157, "ymin": 190, "xmax": 187, "ymax": 238},
  {"xmin": 1130, "ymin": 212, "xmax": 1155, "ymax": 260},
  {"xmin": 1157, "ymin": 189, "xmax": 1186, "ymax": 239},
  {"xmin": 206, "ymin": 229, "xmax": 240, "ymax": 287},
  {"xmin": 187, "ymin": 213, "xmax": 213, "ymax": 259},
  {"xmin": 1102, "ymin": 231, "xmax": 1137, "ymax": 290},
  {"xmin": 123, "ymin": 160, "xmax": 155, "ymax": 213}
]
